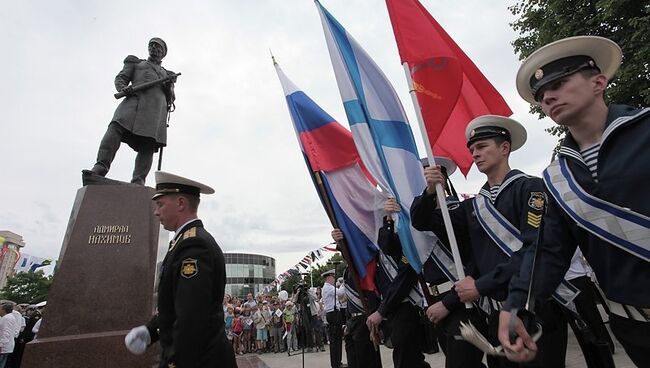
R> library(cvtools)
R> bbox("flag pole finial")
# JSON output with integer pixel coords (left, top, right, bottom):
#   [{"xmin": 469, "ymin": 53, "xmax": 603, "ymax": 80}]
[{"xmin": 270, "ymin": 49, "xmax": 278, "ymax": 66}]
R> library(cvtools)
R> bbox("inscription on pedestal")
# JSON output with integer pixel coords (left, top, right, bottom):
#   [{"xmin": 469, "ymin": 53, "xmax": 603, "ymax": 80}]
[{"xmin": 88, "ymin": 225, "xmax": 132, "ymax": 245}]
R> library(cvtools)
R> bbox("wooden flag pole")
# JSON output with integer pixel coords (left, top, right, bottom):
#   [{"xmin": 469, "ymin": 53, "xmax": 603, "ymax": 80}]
[{"xmin": 313, "ymin": 172, "xmax": 368, "ymax": 306}]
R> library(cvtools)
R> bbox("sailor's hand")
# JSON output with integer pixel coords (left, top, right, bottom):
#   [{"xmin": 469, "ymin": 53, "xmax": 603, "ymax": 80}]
[
  {"xmin": 498, "ymin": 310, "xmax": 537, "ymax": 362},
  {"xmin": 426, "ymin": 301, "xmax": 449, "ymax": 324},
  {"xmin": 124, "ymin": 325, "xmax": 151, "ymax": 355},
  {"xmin": 366, "ymin": 311, "xmax": 383, "ymax": 335},
  {"xmin": 331, "ymin": 229, "xmax": 344, "ymax": 242},
  {"xmin": 424, "ymin": 166, "xmax": 445, "ymax": 195},
  {"xmin": 383, "ymin": 198, "xmax": 401, "ymax": 214},
  {"xmin": 455, "ymin": 276, "xmax": 480, "ymax": 302}
]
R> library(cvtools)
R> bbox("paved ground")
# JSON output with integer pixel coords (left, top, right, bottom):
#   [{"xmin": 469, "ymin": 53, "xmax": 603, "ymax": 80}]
[{"xmin": 236, "ymin": 327, "xmax": 636, "ymax": 368}]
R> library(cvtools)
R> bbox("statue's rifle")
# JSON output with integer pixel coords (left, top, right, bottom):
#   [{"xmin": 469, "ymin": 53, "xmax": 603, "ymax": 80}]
[{"xmin": 114, "ymin": 72, "xmax": 181, "ymax": 99}]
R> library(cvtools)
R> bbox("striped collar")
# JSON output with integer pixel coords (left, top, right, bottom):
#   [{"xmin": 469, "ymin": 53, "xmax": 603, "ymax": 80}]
[
  {"xmin": 478, "ymin": 170, "xmax": 530, "ymax": 203},
  {"xmin": 557, "ymin": 105, "xmax": 650, "ymax": 165}
]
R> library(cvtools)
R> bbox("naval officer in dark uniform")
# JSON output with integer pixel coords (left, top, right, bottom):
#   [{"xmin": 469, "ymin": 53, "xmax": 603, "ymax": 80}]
[{"xmin": 125, "ymin": 171, "xmax": 236, "ymax": 368}]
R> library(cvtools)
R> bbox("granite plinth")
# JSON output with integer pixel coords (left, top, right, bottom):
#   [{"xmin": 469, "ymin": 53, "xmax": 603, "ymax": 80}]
[{"xmin": 22, "ymin": 185, "xmax": 163, "ymax": 368}]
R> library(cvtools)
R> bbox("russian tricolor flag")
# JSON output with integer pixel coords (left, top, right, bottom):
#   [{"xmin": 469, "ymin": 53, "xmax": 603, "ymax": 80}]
[{"xmin": 274, "ymin": 60, "xmax": 379, "ymax": 290}]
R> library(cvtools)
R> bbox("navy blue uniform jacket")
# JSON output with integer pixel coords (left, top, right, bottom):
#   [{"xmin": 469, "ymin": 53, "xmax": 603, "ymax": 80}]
[
  {"xmin": 507, "ymin": 105, "xmax": 650, "ymax": 310},
  {"xmin": 411, "ymin": 170, "xmax": 546, "ymax": 310}
]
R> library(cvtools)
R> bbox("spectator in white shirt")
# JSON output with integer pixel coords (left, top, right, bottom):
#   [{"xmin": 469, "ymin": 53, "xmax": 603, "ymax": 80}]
[{"xmin": 0, "ymin": 303, "xmax": 16, "ymax": 368}]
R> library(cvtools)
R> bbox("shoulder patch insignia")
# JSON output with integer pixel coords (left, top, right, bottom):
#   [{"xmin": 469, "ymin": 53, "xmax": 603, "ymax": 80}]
[
  {"xmin": 182, "ymin": 227, "xmax": 197, "ymax": 240},
  {"xmin": 180, "ymin": 258, "xmax": 198, "ymax": 278},
  {"xmin": 400, "ymin": 255, "xmax": 409, "ymax": 265},
  {"xmin": 527, "ymin": 212, "xmax": 542, "ymax": 228},
  {"xmin": 528, "ymin": 192, "xmax": 546, "ymax": 211}
]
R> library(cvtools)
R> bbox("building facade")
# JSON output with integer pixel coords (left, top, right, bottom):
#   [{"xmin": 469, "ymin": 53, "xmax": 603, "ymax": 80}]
[
  {"xmin": 224, "ymin": 253, "xmax": 275, "ymax": 298},
  {"xmin": 0, "ymin": 231, "xmax": 25, "ymax": 290}
]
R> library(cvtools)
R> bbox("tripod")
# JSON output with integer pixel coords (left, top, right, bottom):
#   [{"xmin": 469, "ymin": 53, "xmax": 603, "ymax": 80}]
[{"xmin": 288, "ymin": 285, "xmax": 312, "ymax": 368}]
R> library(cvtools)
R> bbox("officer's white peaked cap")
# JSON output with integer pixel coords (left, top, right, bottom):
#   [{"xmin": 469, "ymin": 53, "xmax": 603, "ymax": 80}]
[
  {"xmin": 321, "ymin": 269, "xmax": 335, "ymax": 278},
  {"xmin": 152, "ymin": 171, "xmax": 215, "ymax": 200},
  {"xmin": 420, "ymin": 156, "xmax": 457, "ymax": 176}
]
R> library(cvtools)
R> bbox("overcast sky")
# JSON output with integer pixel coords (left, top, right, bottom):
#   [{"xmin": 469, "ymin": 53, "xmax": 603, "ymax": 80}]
[{"xmin": 1, "ymin": 0, "xmax": 561, "ymax": 278}]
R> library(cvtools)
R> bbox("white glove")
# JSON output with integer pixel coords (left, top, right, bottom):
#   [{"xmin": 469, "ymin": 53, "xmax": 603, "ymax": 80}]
[{"xmin": 124, "ymin": 325, "xmax": 151, "ymax": 355}]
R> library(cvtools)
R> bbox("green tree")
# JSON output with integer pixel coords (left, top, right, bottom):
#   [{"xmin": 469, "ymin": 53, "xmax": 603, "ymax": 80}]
[
  {"xmin": 0, "ymin": 271, "xmax": 53, "ymax": 304},
  {"xmin": 509, "ymin": 0, "xmax": 650, "ymax": 141},
  {"xmin": 279, "ymin": 252, "xmax": 348, "ymax": 294},
  {"xmin": 280, "ymin": 273, "xmax": 303, "ymax": 295}
]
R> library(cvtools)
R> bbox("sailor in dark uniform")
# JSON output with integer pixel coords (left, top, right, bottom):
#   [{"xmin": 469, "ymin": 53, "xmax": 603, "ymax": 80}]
[
  {"xmin": 338, "ymin": 265, "xmax": 382, "ymax": 368},
  {"xmin": 124, "ymin": 171, "xmax": 236, "ymax": 368},
  {"xmin": 332, "ymin": 199, "xmax": 429, "ymax": 368},
  {"xmin": 419, "ymin": 157, "xmax": 488, "ymax": 368},
  {"xmin": 411, "ymin": 116, "xmax": 569, "ymax": 367},
  {"xmin": 370, "ymin": 199, "xmax": 431, "ymax": 368},
  {"xmin": 499, "ymin": 36, "xmax": 650, "ymax": 368}
]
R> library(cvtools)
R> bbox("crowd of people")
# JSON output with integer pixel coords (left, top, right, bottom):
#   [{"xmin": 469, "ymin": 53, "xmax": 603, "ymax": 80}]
[
  {"xmin": 223, "ymin": 283, "xmax": 346, "ymax": 357},
  {"xmin": 0, "ymin": 302, "xmax": 43, "ymax": 368}
]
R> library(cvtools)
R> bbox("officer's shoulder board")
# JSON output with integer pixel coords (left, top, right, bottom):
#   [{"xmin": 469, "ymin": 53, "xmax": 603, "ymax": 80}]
[
  {"xmin": 182, "ymin": 227, "xmax": 197, "ymax": 240},
  {"xmin": 124, "ymin": 55, "xmax": 141, "ymax": 64}
]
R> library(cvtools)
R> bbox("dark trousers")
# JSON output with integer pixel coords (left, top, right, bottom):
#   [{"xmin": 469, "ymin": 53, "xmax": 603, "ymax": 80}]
[
  {"xmin": 437, "ymin": 307, "xmax": 486, "ymax": 368},
  {"xmin": 94, "ymin": 121, "xmax": 154, "ymax": 184},
  {"xmin": 326, "ymin": 311, "xmax": 343, "ymax": 368},
  {"xmin": 609, "ymin": 314, "xmax": 650, "ymax": 367},
  {"xmin": 346, "ymin": 315, "xmax": 381, "ymax": 368},
  {"xmin": 563, "ymin": 276, "xmax": 615, "ymax": 368},
  {"xmin": 7, "ymin": 337, "xmax": 24, "ymax": 368},
  {"xmin": 569, "ymin": 277, "xmax": 614, "ymax": 351},
  {"xmin": 389, "ymin": 303, "xmax": 429, "ymax": 368},
  {"xmin": 486, "ymin": 301, "xmax": 567, "ymax": 368}
]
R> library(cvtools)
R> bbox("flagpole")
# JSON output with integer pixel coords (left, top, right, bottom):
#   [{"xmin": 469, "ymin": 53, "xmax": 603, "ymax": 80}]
[{"xmin": 402, "ymin": 62, "xmax": 470, "ymax": 308}]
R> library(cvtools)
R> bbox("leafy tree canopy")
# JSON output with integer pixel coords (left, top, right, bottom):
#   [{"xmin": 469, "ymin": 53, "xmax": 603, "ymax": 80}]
[
  {"xmin": 280, "ymin": 253, "xmax": 347, "ymax": 293},
  {"xmin": 0, "ymin": 271, "xmax": 52, "ymax": 304}
]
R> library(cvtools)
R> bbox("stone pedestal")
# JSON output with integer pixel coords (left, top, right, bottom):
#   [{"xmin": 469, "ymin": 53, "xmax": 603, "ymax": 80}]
[{"xmin": 22, "ymin": 185, "xmax": 165, "ymax": 368}]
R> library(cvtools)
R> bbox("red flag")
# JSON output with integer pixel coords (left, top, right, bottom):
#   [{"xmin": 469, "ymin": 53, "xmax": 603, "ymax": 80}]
[{"xmin": 386, "ymin": 0, "xmax": 512, "ymax": 176}]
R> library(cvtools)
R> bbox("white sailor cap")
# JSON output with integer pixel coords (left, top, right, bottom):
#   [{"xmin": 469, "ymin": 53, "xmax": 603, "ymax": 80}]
[
  {"xmin": 420, "ymin": 156, "xmax": 457, "ymax": 176},
  {"xmin": 321, "ymin": 269, "xmax": 335, "ymax": 278},
  {"xmin": 465, "ymin": 115, "xmax": 527, "ymax": 152},
  {"xmin": 516, "ymin": 36, "xmax": 622, "ymax": 104},
  {"xmin": 152, "ymin": 171, "xmax": 215, "ymax": 200}
]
